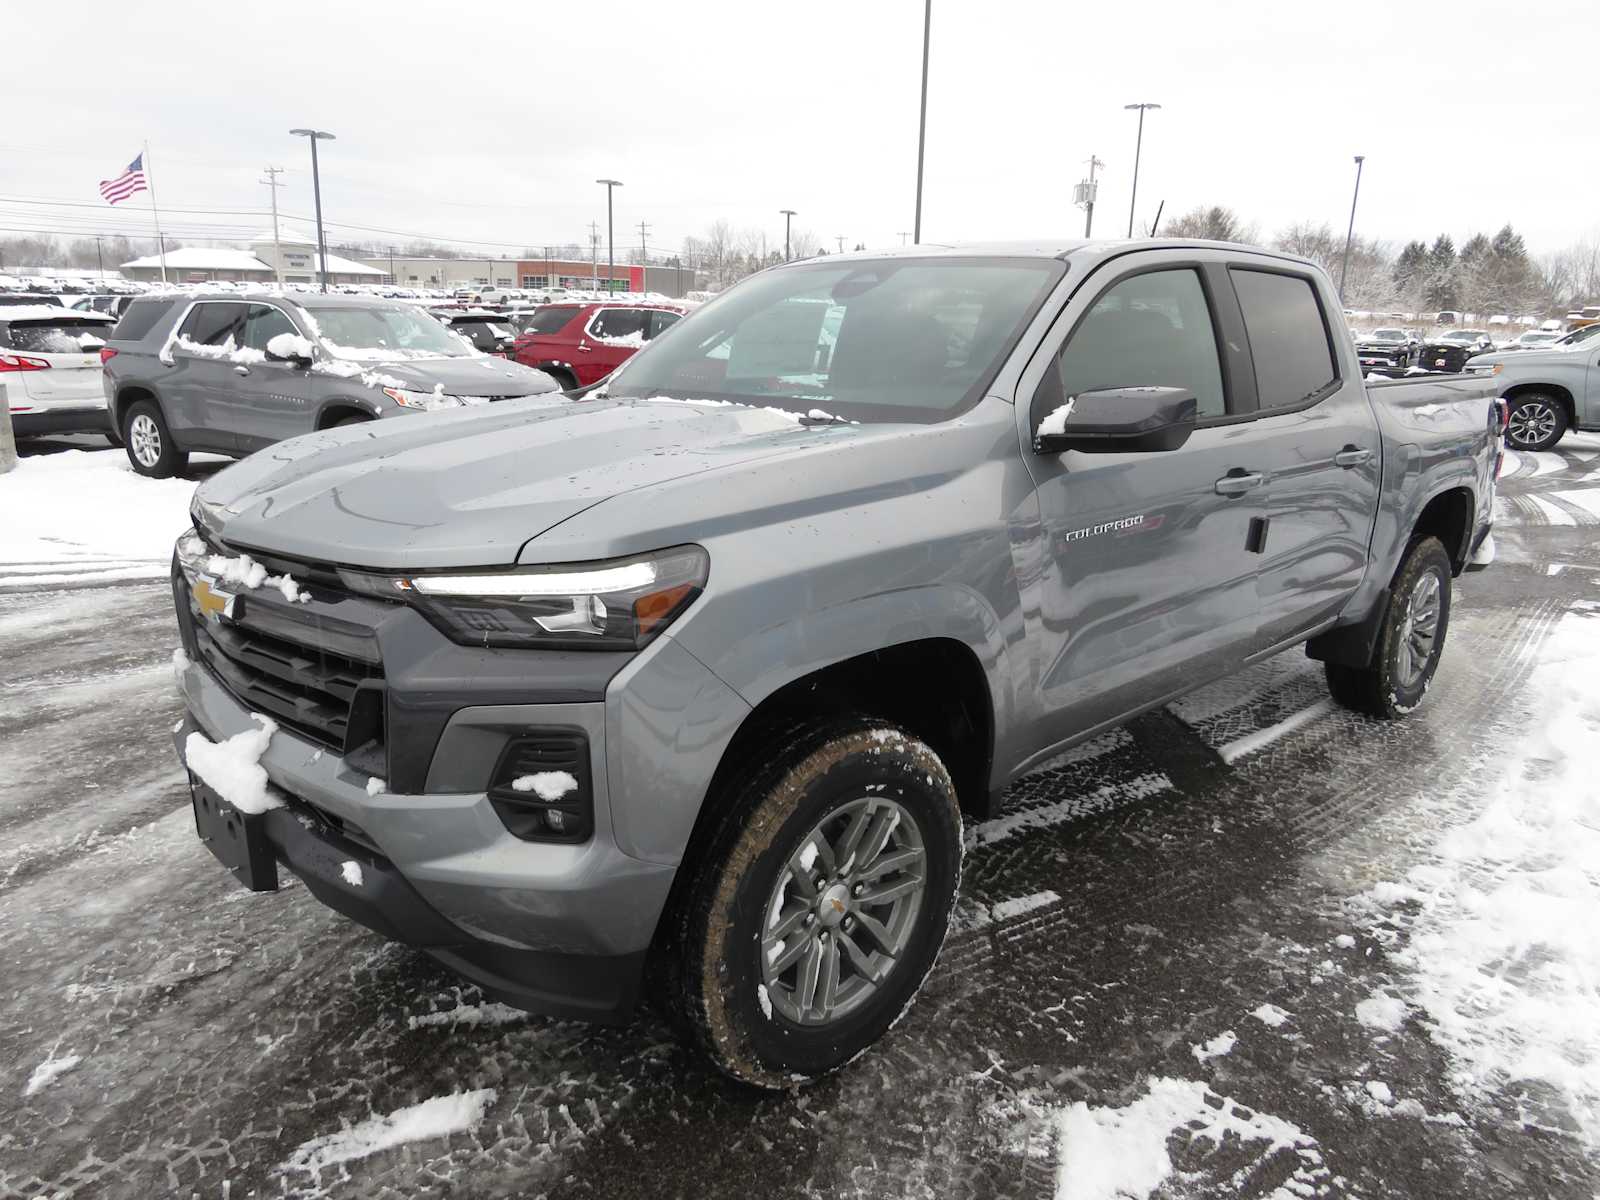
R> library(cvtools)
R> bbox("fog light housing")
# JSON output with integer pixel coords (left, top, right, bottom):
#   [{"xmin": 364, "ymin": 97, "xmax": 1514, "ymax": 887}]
[{"xmin": 486, "ymin": 730, "xmax": 593, "ymax": 843}]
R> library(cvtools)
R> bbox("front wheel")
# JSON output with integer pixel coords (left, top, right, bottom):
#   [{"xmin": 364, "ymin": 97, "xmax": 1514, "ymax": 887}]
[
  {"xmin": 1325, "ymin": 536, "xmax": 1452, "ymax": 719},
  {"xmin": 672, "ymin": 717, "xmax": 962, "ymax": 1089},
  {"xmin": 1505, "ymin": 393, "xmax": 1567, "ymax": 452}
]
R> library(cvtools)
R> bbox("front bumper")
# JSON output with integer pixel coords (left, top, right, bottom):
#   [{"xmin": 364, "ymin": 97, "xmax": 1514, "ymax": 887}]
[{"xmin": 172, "ymin": 646, "xmax": 675, "ymax": 1022}]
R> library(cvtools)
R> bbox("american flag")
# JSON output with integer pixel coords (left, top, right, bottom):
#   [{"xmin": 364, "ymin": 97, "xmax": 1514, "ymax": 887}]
[{"xmin": 99, "ymin": 153, "xmax": 148, "ymax": 205}]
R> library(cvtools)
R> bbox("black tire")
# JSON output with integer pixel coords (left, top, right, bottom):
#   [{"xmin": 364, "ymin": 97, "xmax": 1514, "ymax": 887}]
[
  {"xmin": 1325, "ymin": 536, "xmax": 1452, "ymax": 719},
  {"xmin": 332, "ymin": 414, "xmax": 372, "ymax": 427},
  {"xmin": 1504, "ymin": 392, "xmax": 1567, "ymax": 452},
  {"xmin": 121, "ymin": 399, "xmax": 188, "ymax": 478},
  {"xmin": 671, "ymin": 716, "xmax": 962, "ymax": 1089},
  {"xmin": 542, "ymin": 366, "xmax": 578, "ymax": 391}
]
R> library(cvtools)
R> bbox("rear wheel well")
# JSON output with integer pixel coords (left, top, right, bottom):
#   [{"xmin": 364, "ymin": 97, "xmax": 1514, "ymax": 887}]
[
  {"xmin": 316, "ymin": 404, "xmax": 373, "ymax": 430},
  {"xmin": 537, "ymin": 364, "xmax": 577, "ymax": 390},
  {"xmin": 113, "ymin": 385, "xmax": 158, "ymax": 431},
  {"xmin": 1502, "ymin": 382, "xmax": 1574, "ymax": 429},
  {"xmin": 1412, "ymin": 486, "xmax": 1474, "ymax": 575}
]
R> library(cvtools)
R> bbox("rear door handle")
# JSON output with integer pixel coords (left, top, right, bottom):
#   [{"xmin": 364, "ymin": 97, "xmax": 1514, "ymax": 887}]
[
  {"xmin": 1214, "ymin": 471, "xmax": 1265, "ymax": 496},
  {"xmin": 233, "ymin": 365, "xmax": 251, "ymax": 377},
  {"xmin": 1334, "ymin": 447, "xmax": 1372, "ymax": 468}
]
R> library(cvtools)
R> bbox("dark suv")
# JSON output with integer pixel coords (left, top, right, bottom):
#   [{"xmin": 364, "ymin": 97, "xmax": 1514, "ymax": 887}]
[{"xmin": 102, "ymin": 293, "xmax": 560, "ymax": 476}]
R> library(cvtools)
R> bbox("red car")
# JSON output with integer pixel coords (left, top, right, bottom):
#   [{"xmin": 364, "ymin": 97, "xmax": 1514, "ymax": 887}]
[{"xmin": 510, "ymin": 301, "xmax": 686, "ymax": 390}]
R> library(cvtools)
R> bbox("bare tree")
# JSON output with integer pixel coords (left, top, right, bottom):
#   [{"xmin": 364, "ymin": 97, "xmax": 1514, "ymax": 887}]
[{"xmin": 1161, "ymin": 206, "xmax": 1259, "ymax": 245}]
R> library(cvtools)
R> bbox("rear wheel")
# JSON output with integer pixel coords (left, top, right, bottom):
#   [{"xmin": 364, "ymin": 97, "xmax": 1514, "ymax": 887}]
[
  {"xmin": 1505, "ymin": 393, "xmax": 1567, "ymax": 452},
  {"xmin": 122, "ymin": 400, "xmax": 187, "ymax": 478},
  {"xmin": 671, "ymin": 717, "xmax": 962, "ymax": 1089},
  {"xmin": 332, "ymin": 414, "xmax": 372, "ymax": 428},
  {"xmin": 1325, "ymin": 537, "xmax": 1452, "ymax": 719}
]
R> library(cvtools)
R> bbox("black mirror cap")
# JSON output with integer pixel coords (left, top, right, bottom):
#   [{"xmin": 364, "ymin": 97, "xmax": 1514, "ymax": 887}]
[
  {"xmin": 264, "ymin": 347, "xmax": 313, "ymax": 367},
  {"xmin": 1033, "ymin": 386, "xmax": 1199, "ymax": 455}
]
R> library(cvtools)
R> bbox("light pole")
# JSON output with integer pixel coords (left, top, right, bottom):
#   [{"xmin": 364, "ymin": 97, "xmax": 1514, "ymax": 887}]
[
  {"xmin": 1339, "ymin": 155, "xmax": 1366, "ymax": 302},
  {"xmin": 290, "ymin": 129, "xmax": 335, "ymax": 292},
  {"xmin": 913, "ymin": 0, "xmax": 932, "ymax": 244},
  {"xmin": 596, "ymin": 179, "xmax": 622, "ymax": 293},
  {"xmin": 1123, "ymin": 103, "xmax": 1160, "ymax": 238},
  {"xmin": 779, "ymin": 209, "xmax": 797, "ymax": 261}
]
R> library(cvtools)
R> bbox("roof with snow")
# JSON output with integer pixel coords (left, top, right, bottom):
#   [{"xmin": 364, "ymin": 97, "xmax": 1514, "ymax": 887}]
[{"xmin": 120, "ymin": 245, "xmax": 382, "ymax": 276}]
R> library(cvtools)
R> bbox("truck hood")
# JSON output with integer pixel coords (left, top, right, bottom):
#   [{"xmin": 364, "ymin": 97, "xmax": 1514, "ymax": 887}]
[
  {"xmin": 1459, "ymin": 344, "xmax": 1587, "ymax": 370},
  {"xmin": 196, "ymin": 397, "xmax": 850, "ymax": 569},
  {"xmin": 333, "ymin": 354, "xmax": 559, "ymax": 397}
]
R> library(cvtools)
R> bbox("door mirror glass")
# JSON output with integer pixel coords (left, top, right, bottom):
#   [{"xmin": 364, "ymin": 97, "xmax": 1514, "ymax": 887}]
[{"xmin": 1033, "ymin": 386, "xmax": 1198, "ymax": 454}]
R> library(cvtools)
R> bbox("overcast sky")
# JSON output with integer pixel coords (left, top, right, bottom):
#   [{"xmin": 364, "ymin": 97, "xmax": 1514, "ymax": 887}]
[{"xmin": 8, "ymin": 0, "xmax": 1592, "ymax": 263}]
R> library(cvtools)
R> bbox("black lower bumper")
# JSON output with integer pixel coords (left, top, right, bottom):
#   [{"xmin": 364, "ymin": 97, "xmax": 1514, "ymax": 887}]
[
  {"xmin": 175, "ymin": 722, "xmax": 646, "ymax": 1024},
  {"xmin": 12, "ymin": 408, "xmax": 116, "ymax": 437}
]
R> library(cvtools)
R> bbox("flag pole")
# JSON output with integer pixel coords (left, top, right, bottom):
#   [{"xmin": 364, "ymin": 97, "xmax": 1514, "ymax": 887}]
[{"xmin": 143, "ymin": 140, "xmax": 168, "ymax": 285}]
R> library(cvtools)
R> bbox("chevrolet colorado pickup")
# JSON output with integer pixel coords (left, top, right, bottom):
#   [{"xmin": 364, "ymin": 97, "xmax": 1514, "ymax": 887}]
[{"xmin": 170, "ymin": 240, "xmax": 1499, "ymax": 1088}]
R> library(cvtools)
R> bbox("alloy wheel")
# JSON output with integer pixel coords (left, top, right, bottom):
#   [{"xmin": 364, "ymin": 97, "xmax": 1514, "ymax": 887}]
[
  {"xmin": 759, "ymin": 797, "xmax": 927, "ymax": 1027},
  {"xmin": 1507, "ymin": 401, "xmax": 1556, "ymax": 448},
  {"xmin": 1395, "ymin": 570, "xmax": 1442, "ymax": 688},
  {"xmin": 130, "ymin": 414, "xmax": 161, "ymax": 468}
]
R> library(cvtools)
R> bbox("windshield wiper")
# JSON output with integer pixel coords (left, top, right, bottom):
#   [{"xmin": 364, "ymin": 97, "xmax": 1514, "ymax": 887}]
[{"xmin": 798, "ymin": 409, "xmax": 850, "ymax": 426}]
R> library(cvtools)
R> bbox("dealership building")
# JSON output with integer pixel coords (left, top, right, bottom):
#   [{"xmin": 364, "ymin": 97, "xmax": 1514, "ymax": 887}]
[
  {"xmin": 121, "ymin": 227, "xmax": 386, "ymax": 286},
  {"xmin": 362, "ymin": 254, "xmax": 703, "ymax": 297}
]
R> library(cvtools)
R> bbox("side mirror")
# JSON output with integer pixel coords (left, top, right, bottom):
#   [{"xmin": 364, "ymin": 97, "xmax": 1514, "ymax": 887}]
[
  {"xmin": 264, "ymin": 333, "xmax": 315, "ymax": 367},
  {"xmin": 1032, "ymin": 384, "xmax": 1199, "ymax": 455}
]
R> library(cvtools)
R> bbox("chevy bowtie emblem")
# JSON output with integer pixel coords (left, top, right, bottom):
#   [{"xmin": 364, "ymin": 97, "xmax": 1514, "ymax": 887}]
[
  {"xmin": 830, "ymin": 898, "xmax": 846, "ymax": 914},
  {"xmin": 193, "ymin": 579, "xmax": 235, "ymax": 622}
]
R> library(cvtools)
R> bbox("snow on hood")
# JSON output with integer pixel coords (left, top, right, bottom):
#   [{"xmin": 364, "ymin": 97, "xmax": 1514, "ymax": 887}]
[{"xmin": 196, "ymin": 396, "xmax": 850, "ymax": 570}]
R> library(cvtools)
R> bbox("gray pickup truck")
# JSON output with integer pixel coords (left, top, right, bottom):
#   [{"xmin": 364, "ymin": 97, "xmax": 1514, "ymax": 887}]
[
  {"xmin": 102, "ymin": 292, "xmax": 558, "ymax": 476},
  {"xmin": 169, "ymin": 240, "xmax": 1499, "ymax": 1088}
]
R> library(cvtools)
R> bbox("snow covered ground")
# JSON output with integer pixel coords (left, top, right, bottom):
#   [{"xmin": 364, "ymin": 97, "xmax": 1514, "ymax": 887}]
[
  {"xmin": 1, "ymin": 438, "xmax": 1598, "ymax": 1198},
  {"xmin": 0, "ymin": 446, "xmax": 222, "ymax": 588}
]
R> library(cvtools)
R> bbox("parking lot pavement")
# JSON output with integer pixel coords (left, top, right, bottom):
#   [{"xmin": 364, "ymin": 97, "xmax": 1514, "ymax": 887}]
[{"xmin": 1, "ymin": 440, "xmax": 1598, "ymax": 1199}]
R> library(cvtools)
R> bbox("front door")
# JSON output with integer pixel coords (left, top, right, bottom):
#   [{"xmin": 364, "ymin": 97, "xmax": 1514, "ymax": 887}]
[
  {"xmin": 1018, "ymin": 256, "xmax": 1264, "ymax": 753},
  {"xmin": 231, "ymin": 303, "xmax": 319, "ymax": 452}
]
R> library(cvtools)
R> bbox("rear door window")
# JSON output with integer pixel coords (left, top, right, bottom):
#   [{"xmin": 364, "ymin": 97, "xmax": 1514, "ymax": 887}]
[
  {"xmin": 1229, "ymin": 269, "xmax": 1338, "ymax": 409},
  {"xmin": 177, "ymin": 301, "xmax": 248, "ymax": 349},
  {"xmin": 589, "ymin": 308, "xmax": 650, "ymax": 342}
]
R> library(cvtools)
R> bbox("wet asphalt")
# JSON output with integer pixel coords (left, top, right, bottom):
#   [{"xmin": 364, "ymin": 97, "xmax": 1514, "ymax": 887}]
[{"xmin": 1, "ymin": 436, "xmax": 1598, "ymax": 1199}]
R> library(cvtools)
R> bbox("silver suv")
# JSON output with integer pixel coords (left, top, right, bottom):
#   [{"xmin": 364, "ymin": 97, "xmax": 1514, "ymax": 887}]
[{"xmin": 102, "ymin": 292, "xmax": 559, "ymax": 476}]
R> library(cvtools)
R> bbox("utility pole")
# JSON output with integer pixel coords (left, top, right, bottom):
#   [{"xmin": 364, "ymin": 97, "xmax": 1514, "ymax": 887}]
[
  {"xmin": 596, "ymin": 178, "xmax": 622, "ymax": 293},
  {"xmin": 1339, "ymin": 155, "xmax": 1366, "ymax": 301},
  {"xmin": 913, "ymin": 0, "xmax": 932, "ymax": 244},
  {"xmin": 1123, "ymin": 102, "xmax": 1160, "ymax": 238},
  {"xmin": 260, "ymin": 165, "xmax": 286, "ymax": 287},
  {"xmin": 897, "ymin": 231, "xmax": 911, "ymax": 245},
  {"xmin": 780, "ymin": 209, "xmax": 797, "ymax": 261},
  {"xmin": 637, "ymin": 219, "xmax": 651, "ymax": 277},
  {"xmin": 835, "ymin": 235, "xmax": 847, "ymax": 254},
  {"xmin": 94, "ymin": 236, "xmax": 105, "ymax": 278},
  {"xmin": 1075, "ymin": 155, "xmax": 1104, "ymax": 238}
]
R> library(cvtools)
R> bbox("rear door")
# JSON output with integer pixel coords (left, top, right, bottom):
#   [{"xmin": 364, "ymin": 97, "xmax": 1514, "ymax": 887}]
[
  {"xmin": 165, "ymin": 301, "xmax": 247, "ymax": 450},
  {"xmin": 230, "ymin": 302, "xmax": 319, "ymax": 452},
  {"xmin": 1017, "ymin": 251, "xmax": 1265, "ymax": 748},
  {"xmin": 582, "ymin": 307, "xmax": 650, "ymax": 383},
  {"xmin": 1228, "ymin": 264, "xmax": 1380, "ymax": 650}
]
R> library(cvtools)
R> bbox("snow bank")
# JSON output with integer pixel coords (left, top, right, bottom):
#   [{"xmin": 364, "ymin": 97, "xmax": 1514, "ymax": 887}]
[
  {"xmin": 183, "ymin": 715, "xmax": 281, "ymax": 814},
  {"xmin": 281, "ymin": 1088, "xmax": 496, "ymax": 1175},
  {"xmin": 0, "ymin": 450, "xmax": 201, "ymax": 587},
  {"xmin": 408, "ymin": 1003, "xmax": 526, "ymax": 1030},
  {"xmin": 23, "ymin": 1050, "xmax": 81, "ymax": 1097},
  {"xmin": 510, "ymin": 771, "xmax": 576, "ymax": 801},
  {"xmin": 1360, "ymin": 608, "xmax": 1600, "ymax": 1142},
  {"xmin": 1054, "ymin": 1077, "xmax": 1325, "ymax": 1200}
]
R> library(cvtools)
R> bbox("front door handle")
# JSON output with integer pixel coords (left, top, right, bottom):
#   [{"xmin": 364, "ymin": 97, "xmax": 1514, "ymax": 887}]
[
  {"xmin": 1214, "ymin": 471, "xmax": 1265, "ymax": 496},
  {"xmin": 233, "ymin": 365, "xmax": 251, "ymax": 377},
  {"xmin": 1334, "ymin": 446, "xmax": 1372, "ymax": 468}
]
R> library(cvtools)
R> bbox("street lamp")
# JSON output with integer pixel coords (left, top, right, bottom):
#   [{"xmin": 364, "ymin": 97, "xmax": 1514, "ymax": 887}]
[
  {"xmin": 913, "ymin": 0, "xmax": 932, "ymax": 244},
  {"xmin": 1339, "ymin": 155, "xmax": 1366, "ymax": 301},
  {"xmin": 596, "ymin": 179, "xmax": 622, "ymax": 293},
  {"xmin": 290, "ymin": 128, "xmax": 335, "ymax": 292},
  {"xmin": 1123, "ymin": 103, "xmax": 1160, "ymax": 238},
  {"xmin": 780, "ymin": 209, "xmax": 797, "ymax": 261}
]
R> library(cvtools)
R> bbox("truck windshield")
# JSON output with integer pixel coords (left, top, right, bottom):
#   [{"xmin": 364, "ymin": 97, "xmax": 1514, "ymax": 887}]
[
  {"xmin": 606, "ymin": 257, "xmax": 1065, "ymax": 422},
  {"xmin": 303, "ymin": 305, "xmax": 475, "ymax": 361}
]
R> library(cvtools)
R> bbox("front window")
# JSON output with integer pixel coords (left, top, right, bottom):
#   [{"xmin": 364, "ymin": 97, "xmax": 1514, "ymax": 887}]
[
  {"xmin": 607, "ymin": 258, "xmax": 1064, "ymax": 423},
  {"xmin": 445, "ymin": 318, "xmax": 514, "ymax": 352},
  {"xmin": 1371, "ymin": 328, "xmax": 1405, "ymax": 341},
  {"xmin": 302, "ymin": 304, "xmax": 475, "ymax": 360},
  {"xmin": 243, "ymin": 304, "xmax": 298, "ymax": 352}
]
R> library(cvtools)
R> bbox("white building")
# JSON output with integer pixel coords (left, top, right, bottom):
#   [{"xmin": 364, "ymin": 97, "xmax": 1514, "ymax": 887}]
[{"xmin": 121, "ymin": 226, "xmax": 384, "ymax": 286}]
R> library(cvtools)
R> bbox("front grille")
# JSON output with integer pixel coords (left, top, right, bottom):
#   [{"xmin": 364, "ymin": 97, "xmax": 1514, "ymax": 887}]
[
  {"xmin": 1424, "ymin": 345, "xmax": 1470, "ymax": 372},
  {"xmin": 180, "ymin": 536, "xmax": 387, "ymax": 755}
]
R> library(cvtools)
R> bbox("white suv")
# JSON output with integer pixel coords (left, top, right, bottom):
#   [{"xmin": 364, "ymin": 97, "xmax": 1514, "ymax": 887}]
[{"xmin": 1, "ymin": 306, "xmax": 117, "ymax": 439}]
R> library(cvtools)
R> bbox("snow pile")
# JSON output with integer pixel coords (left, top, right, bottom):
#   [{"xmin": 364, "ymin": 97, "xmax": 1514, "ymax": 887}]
[
  {"xmin": 309, "ymin": 358, "xmax": 407, "ymax": 391},
  {"xmin": 1360, "ymin": 608, "xmax": 1600, "ymax": 1142},
  {"xmin": 408, "ymin": 1003, "xmax": 526, "ymax": 1030},
  {"xmin": 265, "ymin": 332, "xmax": 314, "ymax": 360},
  {"xmin": 1355, "ymin": 992, "xmax": 1408, "ymax": 1032},
  {"xmin": 203, "ymin": 552, "xmax": 311, "ymax": 604},
  {"xmin": 1036, "ymin": 397, "xmax": 1076, "ymax": 439},
  {"xmin": 280, "ymin": 1088, "xmax": 496, "ymax": 1175},
  {"xmin": 340, "ymin": 861, "xmax": 364, "ymax": 887},
  {"xmin": 183, "ymin": 715, "xmax": 281, "ymax": 814},
  {"xmin": 1250, "ymin": 1003, "xmax": 1291, "ymax": 1028},
  {"xmin": 0, "ymin": 450, "xmax": 201, "ymax": 587},
  {"xmin": 592, "ymin": 329, "xmax": 646, "ymax": 348},
  {"xmin": 1054, "ymin": 1077, "xmax": 1326, "ymax": 1200},
  {"xmin": 173, "ymin": 334, "xmax": 267, "ymax": 365},
  {"xmin": 23, "ymin": 1050, "xmax": 81, "ymax": 1097},
  {"xmin": 510, "ymin": 771, "xmax": 577, "ymax": 801},
  {"xmin": 1190, "ymin": 1031, "xmax": 1237, "ymax": 1063}
]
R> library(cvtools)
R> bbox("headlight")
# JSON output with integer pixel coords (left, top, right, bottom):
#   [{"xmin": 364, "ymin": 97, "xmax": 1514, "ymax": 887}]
[
  {"xmin": 342, "ymin": 545, "xmax": 709, "ymax": 649},
  {"xmin": 175, "ymin": 526, "xmax": 209, "ymax": 581},
  {"xmin": 382, "ymin": 386, "xmax": 464, "ymax": 411}
]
